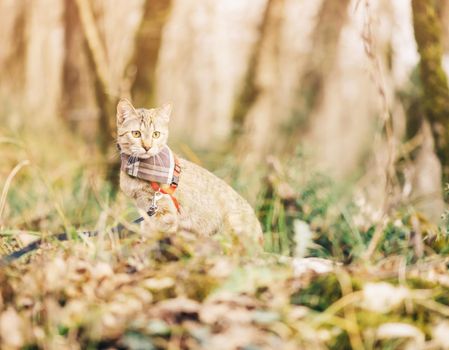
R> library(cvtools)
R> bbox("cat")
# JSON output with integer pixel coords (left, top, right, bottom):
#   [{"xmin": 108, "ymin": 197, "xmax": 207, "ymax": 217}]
[{"xmin": 116, "ymin": 98, "xmax": 263, "ymax": 248}]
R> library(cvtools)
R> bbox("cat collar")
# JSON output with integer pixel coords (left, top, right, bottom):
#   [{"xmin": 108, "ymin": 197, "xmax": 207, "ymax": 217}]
[{"xmin": 120, "ymin": 145, "xmax": 181, "ymax": 212}]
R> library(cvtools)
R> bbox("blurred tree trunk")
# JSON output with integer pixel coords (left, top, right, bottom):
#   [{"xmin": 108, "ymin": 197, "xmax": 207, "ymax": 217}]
[
  {"xmin": 235, "ymin": 0, "xmax": 325, "ymax": 162},
  {"xmin": 412, "ymin": 0, "xmax": 449, "ymax": 178},
  {"xmin": 67, "ymin": 0, "xmax": 145, "ymax": 186},
  {"xmin": 156, "ymin": 0, "xmax": 268, "ymax": 149},
  {"xmin": 439, "ymin": 0, "xmax": 449, "ymax": 52},
  {"xmin": 441, "ymin": 0, "xmax": 449, "ymax": 85},
  {"xmin": 130, "ymin": 0, "xmax": 172, "ymax": 107},
  {"xmin": 0, "ymin": 0, "xmax": 65, "ymax": 126},
  {"xmin": 411, "ymin": 121, "xmax": 445, "ymax": 221},
  {"xmin": 0, "ymin": 0, "xmax": 27, "ymax": 114},
  {"xmin": 236, "ymin": 0, "xmax": 358, "ymax": 200},
  {"xmin": 25, "ymin": 0, "xmax": 65, "ymax": 123},
  {"xmin": 74, "ymin": 0, "xmax": 116, "ymax": 158},
  {"xmin": 231, "ymin": 0, "xmax": 274, "ymax": 132},
  {"xmin": 64, "ymin": 0, "xmax": 165, "ymax": 159},
  {"xmin": 292, "ymin": 0, "xmax": 351, "ymax": 125},
  {"xmin": 303, "ymin": 0, "xmax": 385, "ymax": 181},
  {"xmin": 61, "ymin": 0, "xmax": 99, "ymax": 143}
]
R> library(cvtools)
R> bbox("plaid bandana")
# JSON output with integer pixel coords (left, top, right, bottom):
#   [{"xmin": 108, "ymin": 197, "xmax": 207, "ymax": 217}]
[{"xmin": 120, "ymin": 145, "xmax": 181, "ymax": 186}]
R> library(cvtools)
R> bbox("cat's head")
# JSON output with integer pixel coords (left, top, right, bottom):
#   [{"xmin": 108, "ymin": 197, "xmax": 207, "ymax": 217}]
[{"xmin": 116, "ymin": 98, "xmax": 171, "ymax": 158}]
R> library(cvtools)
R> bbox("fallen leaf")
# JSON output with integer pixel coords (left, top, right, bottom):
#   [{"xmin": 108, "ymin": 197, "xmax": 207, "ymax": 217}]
[
  {"xmin": 432, "ymin": 321, "xmax": 449, "ymax": 349},
  {"xmin": 376, "ymin": 323, "xmax": 425, "ymax": 350},
  {"xmin": 361, "ymin": 282, "xmax": 409, "ymax": 313},
  {"xmin": 0, "ymin": 307, "xmax": 24, "ymax": 348}
]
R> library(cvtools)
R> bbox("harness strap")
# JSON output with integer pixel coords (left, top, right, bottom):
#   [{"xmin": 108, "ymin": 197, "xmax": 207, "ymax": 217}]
[
  {"xmin": 151, "ymin": 182, "xmax": 180, "ymax": 212},
  {"xmin": 150, "ymin": 155, "xmax": 181, "ymax": 213},
  {"xmin": 0, "ymin": 208, "xmax": 157, "ymax": 267}
]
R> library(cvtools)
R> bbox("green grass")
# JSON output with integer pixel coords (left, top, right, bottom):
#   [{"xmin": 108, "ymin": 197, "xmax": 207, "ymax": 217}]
[{"xmin": 1, "ymin": 125, "xmax": 449, "ymax": 349}]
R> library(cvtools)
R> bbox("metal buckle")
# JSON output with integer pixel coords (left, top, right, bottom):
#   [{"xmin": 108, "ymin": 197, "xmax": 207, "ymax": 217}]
[{"xmin": 147, "ymin": 191, "xmax": 163, "ymax": 215}]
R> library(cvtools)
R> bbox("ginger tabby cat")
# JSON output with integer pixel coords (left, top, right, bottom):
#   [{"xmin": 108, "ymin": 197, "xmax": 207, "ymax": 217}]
[{"xmin": 117, "ymin": 98, "xmax": 263, "ymax": 247}]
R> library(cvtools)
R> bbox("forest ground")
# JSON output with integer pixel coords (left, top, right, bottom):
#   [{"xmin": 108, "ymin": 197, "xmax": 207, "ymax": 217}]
[{"xmin": 1, "ymin": 125, "xmax": 449, "ymax": 350}]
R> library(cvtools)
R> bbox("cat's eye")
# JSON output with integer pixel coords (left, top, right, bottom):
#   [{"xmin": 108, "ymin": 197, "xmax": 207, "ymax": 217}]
[
  {"xmin": 153, "ymin": 131, "xmax": 161, "ymax": 139},
  {"xmin": 131, "ymin": 131, "xmax": 141, "ymax": 138}
]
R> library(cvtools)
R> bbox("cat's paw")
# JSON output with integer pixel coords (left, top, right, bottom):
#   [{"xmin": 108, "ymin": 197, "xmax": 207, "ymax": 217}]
[
  {"xmin": 157, "ymin": 214, "xmax": 178, "ymax": 234},
  {"xmin": 141, "ymin": 210, "xmax": 178, "ymax": 236}
]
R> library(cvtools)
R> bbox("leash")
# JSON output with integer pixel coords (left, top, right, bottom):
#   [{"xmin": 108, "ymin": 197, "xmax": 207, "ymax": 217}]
[
  {"xmin": 0, "ymin": 207, "xmax": 157, "ymax": 268},
  {"xmin": 1, "ymin": 147, "xmax": 183, "ymax": 268}
]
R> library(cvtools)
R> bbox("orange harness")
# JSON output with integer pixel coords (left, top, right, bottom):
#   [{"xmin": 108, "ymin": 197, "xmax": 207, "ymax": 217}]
[
  {"xmin": 150, "ymin": 155, "xmax": 182, "ymax": 213},
  {"xmin": 151, "ymin": 181, "xmax": 181, "ymax": 212}
]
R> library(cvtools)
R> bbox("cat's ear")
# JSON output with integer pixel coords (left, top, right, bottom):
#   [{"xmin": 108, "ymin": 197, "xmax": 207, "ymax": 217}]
[
  {"xmin": 117, "ymin": 98, "xmax": 135, "ymax": 124},
  {"xmin": 159, "ymin": 103, "xmax": 172, "ymax": 123}
]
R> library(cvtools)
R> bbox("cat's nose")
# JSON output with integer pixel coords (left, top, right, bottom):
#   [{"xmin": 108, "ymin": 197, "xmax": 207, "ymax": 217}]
[
  {"xmin": 142, "ymin": 141, "xmax": 151, "ymax": 151},
  {"xmin": 143, "ymin": 145, "xmax": 151, "ymax": 151}
]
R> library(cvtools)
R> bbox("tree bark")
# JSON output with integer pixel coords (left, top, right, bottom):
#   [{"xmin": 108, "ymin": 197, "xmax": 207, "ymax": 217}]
[
  {"xmin": 293, "ymin": 0, "xmax": 351, "ymax": 123},
  {"xmin": 236, "ymin": 0, "xmax": 359, "ymax": 200},
  {"xmin": 75, "ymin": 0, "xmax": 115, "ymax": 156},
  {"xmin": 61, "ymin": 0, "xmax": 99, "ymax": 142},
  {"xmin": 24, "ymin": 0, "xmax": 65, "ymax": 123},
  {"xmin": 412, "ymin": 0, "xmax": 449, "ymax": 177},
  {"xmin": 0, "ymin": 0, "xmax": 27, "ymax": 102},
  {"xmin": 156, "ymin": 0, "xmax": 268, "ymax": 149},
  {"xmin": 73, "ymin": 0, "xmax": 145, "ymax": 187},
  {"xmin": 236, "ymin": 0, "xmax": 325, "ymax": 160},
  {"xmin": 130, "ymin": 0, "xmax": 172, "ymax": 108}
]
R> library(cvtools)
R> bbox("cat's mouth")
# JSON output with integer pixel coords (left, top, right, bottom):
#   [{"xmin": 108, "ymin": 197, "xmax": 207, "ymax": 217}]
[
  {"xmin": 129, "ymin": 152, "xmax": 151, "ymax": 159},
  {"xmin": 120, "ymin": 145, "xmax": 162, "ymax": 159},
  {"xmin": 139, "ymin": 153, "xmax": 154, "ymax": 159},
  {"xmin": 144, "ymin": 149, "xmax": 161, "ymax": 157},
  {"xmin": 130, "ymin": 148, "xmax": 160, "ymax": 159}
]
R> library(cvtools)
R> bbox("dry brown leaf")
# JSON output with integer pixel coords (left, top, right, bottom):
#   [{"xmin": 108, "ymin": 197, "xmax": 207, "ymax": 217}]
[
  {"xmin": 143, "ymin": 277, "xmax": 175, "ymax": 291},
  {"xmin": 376, "ymin": 323, "xmax": 425, "ymax": 350},
  {"xmin": 432, "ymin": 321, "xmax": 449, "ymax": 349},
  {"xmin": 151, "ymin": 297, "xmax": 200, "ymax": 323},
  {"xmin": 0, "ymin": 307, "xmax": 24, "ymax": 348},
  {"xmin": 361, "ymin": 282, "xmax": 410, "ymax": 313}
]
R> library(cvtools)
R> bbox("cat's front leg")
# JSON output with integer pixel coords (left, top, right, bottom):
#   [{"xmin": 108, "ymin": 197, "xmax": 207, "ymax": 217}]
[
  {"xmin": 139, "ymin": 195, "xmax": 179, "ymax": 236},
  {"xmin": 134, "ymin": 194, "xmax": 159, "ymax": 237}
]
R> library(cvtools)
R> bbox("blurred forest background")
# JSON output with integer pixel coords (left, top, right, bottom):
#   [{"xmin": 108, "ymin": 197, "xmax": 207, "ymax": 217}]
[
  {"xmin": 3, "ymin": 0, "xmax": 449, "ymax": 223},
  {"xmin": 1, "ymin": 0, "xmax": 449, "ymax": 248},
  {"xmin": 3, "ymin": 0, "xmax": 449, "ymax": 348}
]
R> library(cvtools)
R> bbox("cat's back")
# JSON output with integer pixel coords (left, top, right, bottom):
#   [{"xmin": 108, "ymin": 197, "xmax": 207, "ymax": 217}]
[
  {"xmin": 176, "ymin": 158, "xmax": 263, "ymax": 243},
  {"xmin": 177, "ymin": 157, "xmax": 246, "ymax": 207}
]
